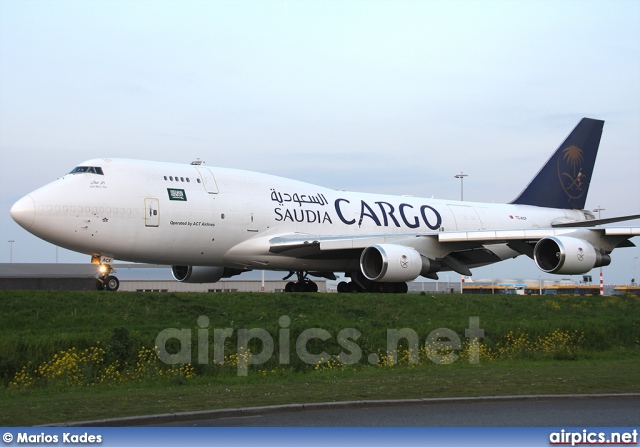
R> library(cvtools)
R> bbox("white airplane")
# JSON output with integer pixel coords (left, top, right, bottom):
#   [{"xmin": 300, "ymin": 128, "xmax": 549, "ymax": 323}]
[{"xmin": 10, "ymin": 118, "xmax": 640, "ymax": 292}]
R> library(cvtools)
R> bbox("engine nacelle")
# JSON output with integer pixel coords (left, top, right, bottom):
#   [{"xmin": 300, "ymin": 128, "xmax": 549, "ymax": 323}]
[
  {"xmin": 533, "ymin": 236, "xmax": 611, "ymax": 274},
  {"xmin": 360, "ymin": 244, "xmax": 423, "ymax": 282},
  {"xmin": 171, "ymin": 266, "xmax": 229, "ymax": 283}
]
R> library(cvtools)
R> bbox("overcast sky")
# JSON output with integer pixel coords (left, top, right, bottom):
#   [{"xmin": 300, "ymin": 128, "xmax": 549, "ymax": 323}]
[{"xmin": 1, "ymin": 0, "xmax": 639, "ymax": 284}]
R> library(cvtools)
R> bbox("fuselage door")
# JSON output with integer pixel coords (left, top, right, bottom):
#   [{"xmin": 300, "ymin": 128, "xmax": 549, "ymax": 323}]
[
  {"xmin": 196, "ymin": 167, "xmax": 219, "ymax": 194},
  {"xmin": 447, "ymin": 204, "xmax": 484, "ymax": 230},
  {"xmin": 145, "ymin": 198, "xmax": 160, "ymax": 227}
]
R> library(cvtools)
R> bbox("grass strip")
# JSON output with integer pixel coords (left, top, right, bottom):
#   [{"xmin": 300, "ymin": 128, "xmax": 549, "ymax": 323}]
[
  {"xmin": 1, "ymin": 290, "xmax": 638, "ymax": 426},
  {"xmin": 2, "ymin": 356, "xmax": 639, "ymax": 426}
]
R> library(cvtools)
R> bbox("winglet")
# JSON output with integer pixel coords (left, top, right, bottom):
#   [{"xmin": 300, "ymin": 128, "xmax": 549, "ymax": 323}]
[{"xmin": 511, "ymin": 118, "xmax": 604, "ymax": 209}]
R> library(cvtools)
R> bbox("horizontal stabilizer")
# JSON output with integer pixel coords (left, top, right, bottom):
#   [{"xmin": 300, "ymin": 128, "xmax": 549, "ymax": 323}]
[{"xmin": 552, "ymin": 214, "xmax": 640, "ymax": 227}]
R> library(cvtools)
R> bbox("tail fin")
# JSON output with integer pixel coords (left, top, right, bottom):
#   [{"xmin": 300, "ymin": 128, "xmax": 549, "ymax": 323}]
[{"xmin": 511, "ymin": 117, "xmax": 604, "ymax": 209}]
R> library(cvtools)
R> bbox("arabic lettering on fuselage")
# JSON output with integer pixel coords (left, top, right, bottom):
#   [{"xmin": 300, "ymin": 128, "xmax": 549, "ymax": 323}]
[
  {"xmin": 270, "ymin": 189, "xmax": 328, "ymax": 207},
  {"xmin": 89, "ymin": 180, "xmax": 107, "ymax": 189},
  {"xmin": 271, "ymin": 188, "xmax": 442, "ymax": 229}
]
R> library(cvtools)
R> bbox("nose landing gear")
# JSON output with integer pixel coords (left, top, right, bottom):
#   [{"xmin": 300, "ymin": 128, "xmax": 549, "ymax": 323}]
[{"xmin": 95, "ymin": 263, "xmax": 119, "ymax": 291}]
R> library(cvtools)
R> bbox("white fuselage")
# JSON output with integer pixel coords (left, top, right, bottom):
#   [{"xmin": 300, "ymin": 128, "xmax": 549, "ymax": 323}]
[{"xmin": 11, "ymin": 158, "xmax": 591, "ymax": 272}]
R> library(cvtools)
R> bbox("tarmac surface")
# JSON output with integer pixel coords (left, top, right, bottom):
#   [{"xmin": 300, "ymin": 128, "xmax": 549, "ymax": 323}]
[{"xmin": 55, "ymin": 394, "xmax": 640, "ymax": 427}]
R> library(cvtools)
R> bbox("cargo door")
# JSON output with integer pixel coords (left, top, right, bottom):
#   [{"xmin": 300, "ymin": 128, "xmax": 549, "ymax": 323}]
[
  {"xmin": 447, "ymin": 205, "xmax": 483, "ymax": 230},
  {"xmin": 196, "ymin": 167, "xmax": 219, "ymax": 194}
]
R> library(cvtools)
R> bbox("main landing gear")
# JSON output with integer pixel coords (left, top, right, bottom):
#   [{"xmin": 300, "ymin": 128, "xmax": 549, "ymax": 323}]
[
  {"xmin": 282, "ymin": 270, "xmax": 409, "ymax": 293},
  {"xmin": 96, "ymin": 264, "xmax": 119, "ymax": 291},
  {"xmin": 283, "ymin": 271, "xmax": 319, "ymax": 293}
]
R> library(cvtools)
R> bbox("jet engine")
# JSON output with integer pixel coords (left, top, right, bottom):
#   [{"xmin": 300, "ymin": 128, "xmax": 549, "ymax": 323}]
[
  {"xmin": 360, "ymin": 244, "xmax": 423, "ymax": 282},
  {"xmin": 533, "ymin": 236, "xmax": 611, "ymax": 274},
  {"xmin": 171, "ymin": 266, "xmax": 243, "ymax": 283}
]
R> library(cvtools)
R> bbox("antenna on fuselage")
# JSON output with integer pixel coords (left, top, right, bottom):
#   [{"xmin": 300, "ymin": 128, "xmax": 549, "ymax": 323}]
[{"xmin": 190, "ymin": 159, "xmax": 205, "ymax": 165}]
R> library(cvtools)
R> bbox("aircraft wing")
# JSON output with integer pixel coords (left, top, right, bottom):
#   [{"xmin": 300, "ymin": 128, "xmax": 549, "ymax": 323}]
[
  {"xmin": 269, "ymin": 233, "xmax": 429, "ymax": 253},
  {"xmin": 436, "ymin": 227, "xmax": 640, "ymax": 243},
  {"xmin": 270, "ymin": 227, "xmax": 640, "ymax": 253},
  {"xmin": 268, "ymin": 226, "xmax": 640, "ymax": 277}
]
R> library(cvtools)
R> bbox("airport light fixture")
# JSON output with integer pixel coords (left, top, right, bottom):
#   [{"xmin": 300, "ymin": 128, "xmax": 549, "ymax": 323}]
[
  {"xmin": 454, "ymin": 172, "xmax": 468, "ymax": 201},
  {"xmin": 592, "ymin": 207, "xmax": 605, "ymax": 293},
  {"xmin": 8, "ymin": 240, "xmax": 14, "ymax": 263},
  {"xmin": 593, "ymin": 206, "xmax": 605, "ymax": 219}
]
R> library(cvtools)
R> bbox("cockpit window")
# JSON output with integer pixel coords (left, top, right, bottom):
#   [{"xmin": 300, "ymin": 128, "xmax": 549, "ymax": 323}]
[{"xmin": 69, "ymin": 166, "xmax": 104, "ymax": 175}]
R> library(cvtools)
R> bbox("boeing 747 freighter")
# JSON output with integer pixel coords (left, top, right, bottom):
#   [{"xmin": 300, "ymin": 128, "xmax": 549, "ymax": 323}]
[{"xmin": 10, "ymin": 118, "xmax": 640, "ymax": 292}]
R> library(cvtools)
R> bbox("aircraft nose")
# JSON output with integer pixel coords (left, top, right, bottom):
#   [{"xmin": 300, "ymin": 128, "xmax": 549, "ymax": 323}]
[{"xmin": 11, "ymin": 195, "xmax": 36, "ymax": 230}]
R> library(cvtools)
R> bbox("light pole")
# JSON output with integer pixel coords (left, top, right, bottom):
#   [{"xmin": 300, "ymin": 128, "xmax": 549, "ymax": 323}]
[
  {"xmin": 592, "ymin": 207, "xmax": 605, "ymax": 295},
  {"xmin": 539, "ymin": 275, "xmax": 542, "ymax": 295},
  {"xmin": 593, "ymin": 206, "xmax": 605, "ymax": 219},
  {"xmin": 455, "ymin": 172, "xmax": 468, "ymax": 201},
  {"xmin": 8, "ymin": 240, "xmax": 15, "ymax": 263}
]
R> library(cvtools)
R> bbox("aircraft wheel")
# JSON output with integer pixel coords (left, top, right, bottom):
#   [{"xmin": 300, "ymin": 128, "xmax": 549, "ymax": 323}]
[
  {"xmin": 105, "ymin": 275, "xmax": 120, "ymax": 291},
  {"xmin": 396, "ymin": 282, "xmax": 408, "ymax": 294},
  {"xmin": 306, "ymin": 281, "xmax": 318, "ymax": 292},
  {"xmin": 285, "ymin": 282, "xmax": 295, "ymax": 292}
]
